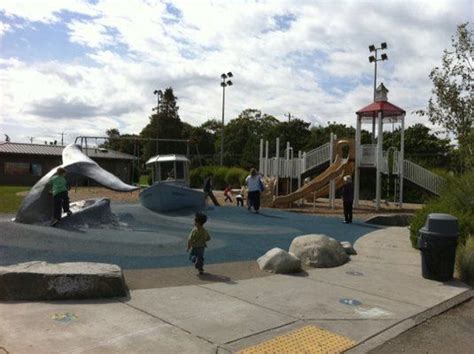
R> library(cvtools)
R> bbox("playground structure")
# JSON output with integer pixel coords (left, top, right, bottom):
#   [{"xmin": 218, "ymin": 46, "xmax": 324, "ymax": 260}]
[
  {"xmin": 260, "ymin": 84, "xmax": 445, "ymax": 210},
  {"xmin": 272, "ymin": 139, "xmax": 354, "ymax": 208}
]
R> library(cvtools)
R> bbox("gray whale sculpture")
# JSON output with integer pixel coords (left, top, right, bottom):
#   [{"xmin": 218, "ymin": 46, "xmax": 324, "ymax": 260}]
[{"xmin": 15, "ymin": 144, "xmax": 139, "ymax": 224}]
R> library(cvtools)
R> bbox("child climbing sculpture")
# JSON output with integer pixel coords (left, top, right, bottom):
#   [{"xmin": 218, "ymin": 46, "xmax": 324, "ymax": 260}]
[{"xmin": 48, "ymin": 167, "xmax": 72, "ymax": 226}]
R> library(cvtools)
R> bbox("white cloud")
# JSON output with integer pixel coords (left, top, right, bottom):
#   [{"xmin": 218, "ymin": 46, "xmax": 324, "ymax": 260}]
[{"xmin": 0, "ymin": 0, "xmax": 471, "ymax": 145}]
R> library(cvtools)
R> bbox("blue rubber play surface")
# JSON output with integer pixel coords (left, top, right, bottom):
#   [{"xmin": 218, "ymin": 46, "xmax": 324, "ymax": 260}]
[{"xmin": 0, "ymin": 204, "xmax": 380, "ymax": 269}]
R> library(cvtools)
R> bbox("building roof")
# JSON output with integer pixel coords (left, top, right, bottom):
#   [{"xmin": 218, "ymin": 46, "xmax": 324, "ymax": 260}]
[
  {"xmin": 356, "ymin": 100, "xmax": 406, "ymax": 117},
  {"xmin": 0, "ymin": 143, "xmax": 137, "ymax": 160},
  {"xmin": 145, "ymin": 154, "xmax": 190, "ymax": 165}
]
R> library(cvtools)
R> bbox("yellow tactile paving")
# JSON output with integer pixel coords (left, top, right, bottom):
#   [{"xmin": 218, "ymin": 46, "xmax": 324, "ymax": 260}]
[{"xmin": 237, "ymin": 325, "xmax": 357, "ymax": 354}]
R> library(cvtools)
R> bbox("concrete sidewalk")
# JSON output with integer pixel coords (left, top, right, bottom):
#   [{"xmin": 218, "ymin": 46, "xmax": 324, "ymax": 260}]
[{"xmin": 0, "ymin": 227, "xmax": 471, "ymax": 353}]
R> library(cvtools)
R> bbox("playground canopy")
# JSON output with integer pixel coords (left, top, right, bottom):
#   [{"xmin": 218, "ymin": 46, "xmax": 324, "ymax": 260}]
[{"xmin": 356, "ymin": 101, "xmax": 405, "ymax": 118}]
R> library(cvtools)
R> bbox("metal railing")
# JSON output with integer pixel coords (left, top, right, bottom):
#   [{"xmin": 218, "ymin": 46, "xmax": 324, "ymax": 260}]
[
  {"xmin": 403, "ymin": 159, "xmax": 445, "ymax": 195},
  {"xmin": 267, "ymin": 157, "xmax": 302, "ymax": 178},
  {"xmin": 303, "ymin": 143, "xmax": 330, "ymax": 172}
]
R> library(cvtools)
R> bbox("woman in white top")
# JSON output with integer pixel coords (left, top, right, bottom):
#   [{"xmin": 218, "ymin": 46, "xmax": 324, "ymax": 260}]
[{"xmin": 245, "ymin": 168, "xmax": 263, "ymax": 212}]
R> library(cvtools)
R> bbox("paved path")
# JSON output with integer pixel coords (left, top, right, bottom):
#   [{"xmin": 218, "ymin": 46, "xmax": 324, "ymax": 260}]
[{"xmin": 0, "ymin": 226, "xmax": 470, "ymax": 353}]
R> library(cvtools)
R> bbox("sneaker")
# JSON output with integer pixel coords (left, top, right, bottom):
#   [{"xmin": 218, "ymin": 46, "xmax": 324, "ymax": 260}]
[
  {"xmin": 199, "ymin": 269, "xmax": 204, "ymax": 274},
  {"xmin": 66, "ymin": 211, "xmax": 72, "ymax": 217},
  {"xmin": 51, "ymin": 219, "xmax": 59, "ymax": 227}
]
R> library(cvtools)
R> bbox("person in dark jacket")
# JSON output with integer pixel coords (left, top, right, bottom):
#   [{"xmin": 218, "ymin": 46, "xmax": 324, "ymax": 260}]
[
  {"xmin": 341, "ymin": 175, "xmax": 354, "ymax": 223},
  {"xmin": 203, "ymin": 173, "xmax": 220, "ymax": 206}
]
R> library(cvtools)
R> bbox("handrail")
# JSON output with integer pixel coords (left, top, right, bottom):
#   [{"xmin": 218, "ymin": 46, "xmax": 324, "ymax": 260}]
[
  {"xmin": 403, "ymin": 160, "xmax": 445, "ymax": 195},
  {"xmin": 303, "ymin": 143, "xmax": 330, "ymax": 172}
]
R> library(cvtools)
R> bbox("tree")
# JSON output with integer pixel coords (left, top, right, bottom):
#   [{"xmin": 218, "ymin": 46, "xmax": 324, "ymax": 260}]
[
  {"xmin": 140, "ymin": 87, "xmax": 185, "ymax": 160},
  {"xmin": 383, "ymin": 124, "xmax": 452, "ymax": 169},
  {"xmin": 417, "ymin": 23, "xmax": 473, "ymax": 171},
  {"xmin": 101, "ymin": 128, "xmax": 141, "ymax": 157}
]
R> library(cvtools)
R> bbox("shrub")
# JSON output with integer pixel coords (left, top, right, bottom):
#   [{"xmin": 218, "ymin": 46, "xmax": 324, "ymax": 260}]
[
  {"xmin": 456, "ymin": 236, "xmax": 474, "ymax": 287},
  {"xmin": 225, "ymin": 167, "xmax": 248, "ymax": 187},
  {"xmin": 190, "ymin": 166, "xmax": 249, "ymax": 190}
]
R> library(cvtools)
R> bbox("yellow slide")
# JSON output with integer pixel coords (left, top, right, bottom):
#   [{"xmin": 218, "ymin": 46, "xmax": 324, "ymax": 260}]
[{"xmin": 272, "ymin": 139, "xmax": 355, "ymax": 208}]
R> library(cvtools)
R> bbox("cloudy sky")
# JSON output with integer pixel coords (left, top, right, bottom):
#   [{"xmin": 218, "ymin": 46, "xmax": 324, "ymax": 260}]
[{"xmin": 0, "ymin": 0, "xmax": 471, "ymax": 145}]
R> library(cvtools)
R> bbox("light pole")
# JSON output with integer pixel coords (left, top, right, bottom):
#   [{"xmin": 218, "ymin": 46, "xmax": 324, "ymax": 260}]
[
  {"xmin": 220, "ymin": 72, "xmax": 233, "ymax": 166},
  {"xmin": 368, "ymin": 42, "xmax": 388, "ymax": 143},
  {"xmin": 153, "ymin": 89, "xmax": 163, "ymax": 154}
]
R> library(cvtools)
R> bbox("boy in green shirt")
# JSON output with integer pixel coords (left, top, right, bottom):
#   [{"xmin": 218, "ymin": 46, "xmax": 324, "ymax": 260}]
[
  {"xmin": 49, "ymin": 167, "xmax": 72, "ymax": 226},
  {"xmin": 187, "ymin": 212, "xmax": 211, "ymax": 274}
]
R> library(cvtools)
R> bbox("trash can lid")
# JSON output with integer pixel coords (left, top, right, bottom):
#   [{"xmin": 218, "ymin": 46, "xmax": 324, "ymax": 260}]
[{"xmin": 424, "ymin": 213, "xmax": 459, "ymax": 236}]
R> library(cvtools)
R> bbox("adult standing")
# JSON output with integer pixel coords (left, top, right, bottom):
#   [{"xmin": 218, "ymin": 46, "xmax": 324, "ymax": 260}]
[
  {"xmin": 341, "ymin": 175, "xmax": 354, "ymax": 223},
  {"xmin": 245, "ymin": 168, "xmax": 263, "ymax": 213},
  {"xmin": 203, "ymin": 173, "xmax": 220, "ymax": 206}
]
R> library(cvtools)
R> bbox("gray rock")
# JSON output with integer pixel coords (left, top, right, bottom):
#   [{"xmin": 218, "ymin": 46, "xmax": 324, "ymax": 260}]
[
  {"xmin": 340, "ymin": 241, "xmax": 357, "ymax": 255},
  {"xmin": 289, "ymin": 234, "xmax": 349, "ymax": 268},
  {"xmin": 0, "ymin": 261, "xmax": 127, "ymax": 301},
  {"xmin": 365, "ymin": 214, "xmax": 413, "ymax": 226},
  {"xmin": 61, "ymin": 198, "xmax": 117, "ymax": 227},
  {"xmin": 257, "ymin": 248, "xmax": 301, "ymax": 274}
]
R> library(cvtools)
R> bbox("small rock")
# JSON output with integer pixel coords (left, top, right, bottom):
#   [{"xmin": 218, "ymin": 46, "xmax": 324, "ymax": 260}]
[
  {"xmin": 340, "ymin": 241, "xmax": 357, "ymax": 255},
  {"xmin": 257, "ymin": 248, "xmax": 301, "ymax": 274},
  {"xmin": 0, "ymin": 261, "xmax": 127, "ymax": 301},
  {"xmin": 289, "ymin": 234, "xmax": 349, "ymax": 268}
]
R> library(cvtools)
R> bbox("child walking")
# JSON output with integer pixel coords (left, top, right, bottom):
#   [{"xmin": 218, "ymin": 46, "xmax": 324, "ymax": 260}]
[
  {"xmin": 187, "ymin": 212, "xmax": 211, "ymax": 274},
  {"xmin": 49, "ymin": 167, "xmax": 72, "ymax": 226},
  {"xmin": 223, "ymin": 185, "xmax": 233, "ymax": 203},
  {"xmin": 236, "ymin": 185, "xmax": 245, "ymax": 207}
]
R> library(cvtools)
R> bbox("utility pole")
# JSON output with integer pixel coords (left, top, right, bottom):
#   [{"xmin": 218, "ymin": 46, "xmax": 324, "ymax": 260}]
[
  {"xmin": 59, "ymin": 132, "xmax": 66, "ymax": 146},
  {"xmin": 285, "ymin": 112, "xmax": 292, "ymax": 122}
]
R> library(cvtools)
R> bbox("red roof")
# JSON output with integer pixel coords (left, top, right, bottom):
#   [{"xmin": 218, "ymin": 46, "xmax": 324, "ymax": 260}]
[{"xmin": 356, "ymin": 100, "xmax": 405, "ymax": 117}]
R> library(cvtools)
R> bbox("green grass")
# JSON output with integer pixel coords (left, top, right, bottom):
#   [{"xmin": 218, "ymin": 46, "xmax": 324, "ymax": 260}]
[
  {"xmin": 0, "ymin": 186, "xmax": 30, "ymax": 213},
  {"xmin": 139, "ymin": 175, "xmax": 150, "ymax": 186}
]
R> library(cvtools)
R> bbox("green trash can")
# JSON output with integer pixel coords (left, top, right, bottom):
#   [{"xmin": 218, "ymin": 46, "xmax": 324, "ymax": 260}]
[{"xmin": 418, "ymin": 213, "xmax": 459, "ymax": 281}]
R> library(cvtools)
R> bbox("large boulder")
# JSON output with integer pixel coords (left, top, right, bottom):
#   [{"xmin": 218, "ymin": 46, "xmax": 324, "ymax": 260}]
[
  {"xmin": 257, "ymin": 248, "xmax": 301, "ymax": 274},
  {"xmin": 289, "ymin": 234, "xmax": 349, "ymax": 268},
  {"xmin": 0, "ymin": 261, "xmax": 127, "ymax": 301}
]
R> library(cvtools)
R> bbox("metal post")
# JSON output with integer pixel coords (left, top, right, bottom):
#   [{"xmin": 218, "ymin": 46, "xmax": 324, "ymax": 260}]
[
  {"xmin": 220, "ymin": 85, "xmax": 226, "ymax": 166},
  {"xmin": 376, "ymin": 112, "xmax": 383, "ymax": 210},
  {"xmin": 275, "ymin": 137, "xmax": 280, "ymax": 197},
  {"xmin": 286, "ymin": 141, "xmax": 290, "ymax": 194},
  {"xmin": 399, "ymin": 115, "xmax": 405, "ymax": 208},
  {"xmin": 259, "ymin": 139, "xmax": 264, "ymax": 173},
  {"xmin": 354, "ymin": 115, "xmax": 361, "ymax": 207},
  {"xmin": 288, "ymin": 147, "xmax": 294, "ymax": 193},
  {"xmin": 371, "ymin": 50, "xmax": 378, "ymax": 144},
  {"xmin": 265, "ymin": 140, "xmax": 269, "ymax": 177},
  {"xmin": 329, "ymin": 133, "xmax": 335, "ymax": 209}
]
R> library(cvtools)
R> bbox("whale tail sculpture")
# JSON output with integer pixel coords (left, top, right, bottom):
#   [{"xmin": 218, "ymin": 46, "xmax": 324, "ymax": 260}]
[{"xmin": 15, "ymin": 144, "xmax": 139, "ymax": 224}]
